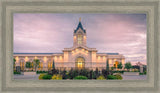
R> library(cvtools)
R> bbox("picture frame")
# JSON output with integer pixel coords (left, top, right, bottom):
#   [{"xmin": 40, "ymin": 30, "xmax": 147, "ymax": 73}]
[{"xmin": 0, "ymin": 0, "xmax": 159, "ymax": 93}]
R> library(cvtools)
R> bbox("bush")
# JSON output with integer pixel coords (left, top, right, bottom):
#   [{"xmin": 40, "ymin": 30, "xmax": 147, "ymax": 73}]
[
  {"xmin": 102, "ymin": 69, "xmax": 110, "ymax": 78},
  {"xmin": 42, "ymin": 74, "xmax": 52, "ymax": 80},
  {"xmin": 114, "ymin": 74, "xmax": 123, "ymax": 80},
  {"xmin": 97, "ymin": 75, "xmax": 106, "ymax": 80},
  {"xmin": 52, "ymin": 75, "xmax": 62, "ymax": 80},
  {"xmin": 107, "ymin": 75, "xmax": 117, "ymax": 80},
  {"xmin": 48, "ymin": 68, "xmax": 59, "ymax": 75},
  {"xmin": 14, "ymin": 71, "xmax": 21, "ymax": 74},
  {"xmin": 60, "ymin": 70, "xmax": 68, "ymax": 79},
  {"xmin": 37, "ymin": 71, "xmax": 48, "ymax": 74},
  {"xmin": 74, "ymin": 76, "xmax": 88, "ymax": 80},
  {"xmin": 79, "ymin": 69, "xmax": 90, "ymax": 78},
  {"xmin": 139, "ymin": 73, "xmax": 144, "ymax": 75},
  {"xmin": 39, "ymin": 74, "xmax": 46, "ymax": 80},
  {"xmin": 112, "ymin": 71, "xmax": 124, "ymax": 74}
]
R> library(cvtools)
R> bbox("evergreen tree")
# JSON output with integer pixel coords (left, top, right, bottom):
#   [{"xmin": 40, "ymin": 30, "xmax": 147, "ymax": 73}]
[
  {"xmin": 125, "ymin": 62, "xmax": 132, "ymax": 71},
  {"xmin": 118, "ymin": 62, "xmax": 123, "ymax": 69},
  {"xmin": 106, "ymin": 60, "xmax": 109, "ymax": 71}
]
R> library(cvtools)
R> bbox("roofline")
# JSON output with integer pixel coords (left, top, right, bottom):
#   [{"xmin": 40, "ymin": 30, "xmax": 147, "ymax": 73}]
[{"xmin": 13, "ymin": 53, "xmax": 63, "ymax": 54}]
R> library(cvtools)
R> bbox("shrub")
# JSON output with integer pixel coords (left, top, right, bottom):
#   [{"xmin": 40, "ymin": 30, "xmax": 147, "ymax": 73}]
[
  {"xmin": 97, "ymin": 75, "xmax": 106, "ymax": 80},
  {"xmin": 39, "ymin": 74, "xmax": 46, "ymax": 80},
  {"xmin": 37, "ymin": 71, "xmax": 48, "ymax": 74},
  {"xmin": 74, "ymin": 76, "xmax": 88, "ymax": 80},
  {"xmin": 102, "ymin": 69, "xmax": 110, "ymax": 78},
  {"xmin": 60, "ymin": 70, "xmax": 68, "ymax": 79},
  {"xmin": 79, "ymin": 69, "xmax": 89, "ymax": 78},
  {"xmin": 139, "ymin": 73, "xmax": 144, "ymax": 75},
  {"xmin": 112, "ymin": 71, "xmax": 124, "ymax": 74},
  {"xmin": 48, "ymin": 68, "xmax": 59, "ymax": 75},
  {"xmin": 14, "ymin": 71, "xmax": 21, "ymax": 74},
  {"xmin": 114, "ymin": 74, "xmax": 123, "ymax": 80},
  {"xmin": 42, "ymin": 74, "xmax": 52, "ymax": 80},
  {"xmin": 52, "ymin": 75, "xmax": 62, "ymax": 80},
  {"xmin": 107, "ymin": 75, "xmax": 117, "ymax": 80},
  {"xmin": 94, "ymin": 68, "xmax": 100, "ymax": 79},
  {"xmin": 144, "ymin": 71, "xmax": 146, "ymax": 75},
  {"xmin": 88, "ymin": 70, "xmax": 93, "ymax": 79}
]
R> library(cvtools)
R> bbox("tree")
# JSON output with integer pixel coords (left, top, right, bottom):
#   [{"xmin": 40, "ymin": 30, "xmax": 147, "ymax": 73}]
[
  {"xmin": 33, "ymin": 59, "xmax": 40, "ymax": 71},
  {"xmin": 13, "ymin": 58, "xmax": 16, "ymax": 70},
  {"xmin": 106, "ymin": 60, "xmax": 109, "ymax": 71},
  {"xmin": 25, "ymin": 62, "xmax": 33, "ymax": 68},
  {"xmin": 117, "ymin": 62, "xmax": 123, "ymax": 69},
  {"xmin": 13, "ymin": 58, "xmax": 16, "ymax": 64},
  {"xmin": 125, "ymin": 62, "xmax": 132, "ymax": 71},
  {"xmin": 52, "ymin": 60, "xmax": 55, "ymax": 69}
]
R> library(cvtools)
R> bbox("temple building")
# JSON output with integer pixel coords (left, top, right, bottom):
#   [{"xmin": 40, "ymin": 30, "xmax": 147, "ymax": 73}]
[{"xmin": 14, "ymin": 18, "xmax": 125, "ymax": 71}]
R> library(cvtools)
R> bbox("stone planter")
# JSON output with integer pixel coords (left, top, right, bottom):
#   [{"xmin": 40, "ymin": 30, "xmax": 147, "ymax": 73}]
[
  {"xmin": 23, "ymin": 72, "xmax": 36, "ymax": 75},
  {"xmin": 123, "ymin": 72, "xmax": 139, "ymax": 76}
]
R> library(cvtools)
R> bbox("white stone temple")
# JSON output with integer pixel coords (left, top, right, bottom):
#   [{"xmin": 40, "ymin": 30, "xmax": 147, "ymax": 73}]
[{"xmin": 14, "ymin": 18, "xmax": 125, "ymax": 71}]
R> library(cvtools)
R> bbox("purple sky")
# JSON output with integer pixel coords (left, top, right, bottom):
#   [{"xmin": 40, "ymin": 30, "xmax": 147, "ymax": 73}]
[{"xmin": 14, "ymin": 13, "xmax": 147, "ymax": 65}]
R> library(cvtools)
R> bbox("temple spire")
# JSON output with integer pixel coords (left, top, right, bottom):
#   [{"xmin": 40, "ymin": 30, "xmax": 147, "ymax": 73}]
[
  {"xmin": 74, "ymin": 18, "xmax": 86, "ymax": 33},
  {"xmin": 79, "ymin": 17, "xmax": 81, "ymax": 22}
]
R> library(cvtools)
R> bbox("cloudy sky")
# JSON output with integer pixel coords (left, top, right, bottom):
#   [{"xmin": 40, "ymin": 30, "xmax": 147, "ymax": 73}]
[{"xmin": 14, "ymin": 13, "xmax": 147, "ymax": 65}]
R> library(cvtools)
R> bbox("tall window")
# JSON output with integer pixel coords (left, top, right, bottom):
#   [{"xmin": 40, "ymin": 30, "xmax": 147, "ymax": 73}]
[
  {"xmin": 77, "ymin": 34, "xmax": 83, "ymax": 45},
  {"xmin": 76, "ymin": 57, "xmax": 85, "ymax": 69}
]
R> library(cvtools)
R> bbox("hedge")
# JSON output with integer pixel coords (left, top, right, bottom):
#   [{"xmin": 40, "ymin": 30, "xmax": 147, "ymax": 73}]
[{"xmin": 74, "ymin": 76, "xmax": 88, "ymax": 80}]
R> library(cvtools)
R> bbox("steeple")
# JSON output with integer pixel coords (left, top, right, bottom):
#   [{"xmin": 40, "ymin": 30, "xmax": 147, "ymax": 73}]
[
  {"xmin": 79, "ymin": 17, "xmax": 81, "ymax": 22},
  {"xmin": 73, "ymin": 18, "xmax": 87, "ymax": 47},
  {"xmin": 74, "ymin": 18, "xmax": 86, "ymax": 33}
]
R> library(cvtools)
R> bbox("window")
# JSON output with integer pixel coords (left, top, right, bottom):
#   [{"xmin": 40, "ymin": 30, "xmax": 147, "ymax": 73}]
[
  {"xmin": 77, "ymin": 34, "xmax": 83, "ymax": 45},
  {"xmin": 75, "ymin": 57, "xmax": 85, "ymax": 69}
]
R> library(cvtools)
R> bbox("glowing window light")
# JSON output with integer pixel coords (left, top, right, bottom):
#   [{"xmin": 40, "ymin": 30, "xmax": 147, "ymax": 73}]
[
  {"xmin": 86, "ymin": 50, "xmax": 88, "ymax": 53},
  {"xmin": 103, "ymin": 56, "xmax": 106, "ymax": 60},
  {"xmin": 16, "ymin": 56, "xmax": 19, "ymax": 61},
  {"xmin": 98, "ymin": 56, "xmax": 101, "ymax": 60},
  {"xmin": 77, "ymin": 34, "xmax": 83, "ymax": 45},
  {"xmin": 76, "ymin": 49, "xmax": 79, "ymax": 51},
  {"xmin": 54, "ymin": 56, "xmax": 57, "ymax": 61},
  {"xmin": 25, "ymin": 56, "xmax": 28, "ymax": 61},
  {"xmin": 84, "ymin": 36, "xmax": 86, "ymax": 39},
  {"xmin": 34, "ymin": 56, "xmax": 37, "ymax": 59},
  {"xmin": 59, "ymin": 56, "xmax": 62, "ymax": 60},
  {"xmin": 44, "ymin": 56, "xmax": 47, "ymax": 61},
  {"xmin": 72, "ymin": 51, "xmax": 74, "ymax": 53}
]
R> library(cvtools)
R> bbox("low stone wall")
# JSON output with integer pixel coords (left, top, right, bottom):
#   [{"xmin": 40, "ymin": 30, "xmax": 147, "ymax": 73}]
[
  {"xmin": 123, "ymin": 72, "xmax": 139, "ymax": 76},
  {"xmin": 23, "ymin": 72, "xmax": 36, "ymax": 75}
]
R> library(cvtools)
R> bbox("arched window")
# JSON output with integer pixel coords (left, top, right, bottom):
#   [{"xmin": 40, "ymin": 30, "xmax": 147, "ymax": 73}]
[
  {"xmin": 75, "ymin": 57, "xmax": 85, "ymax": 69},
  {"xmin": 77, "ymin": 34, "xmax": 83, "ymax": 45}
]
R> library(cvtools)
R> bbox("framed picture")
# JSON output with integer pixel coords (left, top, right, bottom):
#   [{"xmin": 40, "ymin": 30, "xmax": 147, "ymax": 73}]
[{"xmin": 0, "ymin": 0, "xmax": 159, "ymax": 93}]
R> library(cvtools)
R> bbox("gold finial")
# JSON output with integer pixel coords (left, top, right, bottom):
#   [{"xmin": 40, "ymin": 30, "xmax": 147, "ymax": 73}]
[{"xmin": 79, "ymin": 17, "xmax": 81, "ymax": 22}]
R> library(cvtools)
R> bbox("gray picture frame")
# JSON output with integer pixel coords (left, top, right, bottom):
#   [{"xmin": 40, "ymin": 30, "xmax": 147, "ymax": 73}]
[{"xmin": 0, "ymin": 0, "xmax": 159, "ymax": 93}]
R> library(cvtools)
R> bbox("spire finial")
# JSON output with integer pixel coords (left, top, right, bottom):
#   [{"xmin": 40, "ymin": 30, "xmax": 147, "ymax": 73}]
[{"xmin": 79, "ymin": 17, "xmax": 81, "ymax": 22}]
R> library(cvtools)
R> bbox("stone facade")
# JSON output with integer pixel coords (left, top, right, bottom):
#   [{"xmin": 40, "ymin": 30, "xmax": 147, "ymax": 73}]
[{"xmin": 14, "ymin": 18, "xmax": 125, "ymax": 71}]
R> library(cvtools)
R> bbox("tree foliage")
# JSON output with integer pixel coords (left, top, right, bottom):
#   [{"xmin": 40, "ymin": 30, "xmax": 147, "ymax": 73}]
[
  {"xmin": 125, "ymin": 62, "xmax": 132, "ymax": 71},
  {"xmin": 33, "ymin": 59, "xmax": 40, "ymax": 71},
  {"xmin": 106, "ymin": 60, "xmax": 109, "ymax": 71},
  {"xmin": 25, "ymin": 62, "xmax": 33, "ymax": 68},
  {"xmin": 13, "ymin": 58, "xmax": 16, "ymax": 64},
  {"xmin": 117, "ymin": 62, "xmax": 123, "ymax": 69}
]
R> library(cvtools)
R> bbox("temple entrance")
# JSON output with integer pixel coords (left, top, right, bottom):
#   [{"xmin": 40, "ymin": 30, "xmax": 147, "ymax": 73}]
[
  {"xmin": 114, "ymin": 61, "xmax": 119, "ymax": 69},
  {"xmin": 75, "ymin": 57, "xmax": 85, "ymax": 69}
]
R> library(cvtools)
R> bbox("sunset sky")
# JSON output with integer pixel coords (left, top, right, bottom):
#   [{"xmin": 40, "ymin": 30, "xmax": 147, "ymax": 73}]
[{"xmin": 14, "ymin": 13, "xmax": 147, "ymax": 65}]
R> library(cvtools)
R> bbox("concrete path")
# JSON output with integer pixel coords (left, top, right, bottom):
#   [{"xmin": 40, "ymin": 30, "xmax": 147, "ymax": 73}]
[
  {"xmin": 14, "ymin": 74, "xmax": 147, "ymax": 80},
  {"xmin": 14, "ymin": 74, "xmax": 39, "ymax": 80},
  {"xmin": 122, "ymin": 75, "xmax": 147, "ymax": 80}
]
